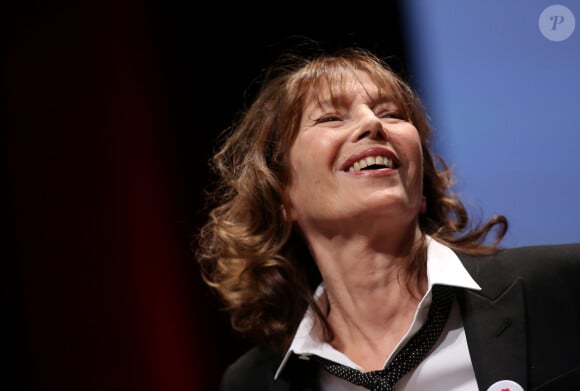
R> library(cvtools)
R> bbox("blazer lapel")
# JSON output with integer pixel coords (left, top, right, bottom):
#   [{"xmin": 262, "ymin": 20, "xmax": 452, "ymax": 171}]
[{"xmin": 457, "ymin": 254, "xmax": 529, "ymax": 390}]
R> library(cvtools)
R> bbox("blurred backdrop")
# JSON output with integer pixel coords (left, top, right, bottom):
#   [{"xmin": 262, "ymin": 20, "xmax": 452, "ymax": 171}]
[
  {"xmin": 4, "ymin": 2, "xmax": 407, "ymax": 390},
  {"xmin": 5, "ymin": 1, "xmax": 578, "ymax": 390}
]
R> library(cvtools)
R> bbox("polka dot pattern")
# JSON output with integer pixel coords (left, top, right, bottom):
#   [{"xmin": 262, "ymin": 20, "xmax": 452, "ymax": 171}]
[{"xmin": 314, "ymin": 285, "xmax": 454, "ymax": 391}]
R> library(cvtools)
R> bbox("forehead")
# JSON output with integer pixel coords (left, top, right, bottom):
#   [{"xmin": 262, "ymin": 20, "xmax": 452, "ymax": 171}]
[{"xmin": 301, "ymin": 67, "xmax": 399, "ymax": 109}]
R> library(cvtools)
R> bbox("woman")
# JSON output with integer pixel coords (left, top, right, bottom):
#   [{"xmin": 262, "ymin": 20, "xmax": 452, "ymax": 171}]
[{"xmin": 196, "ymin": 46, "xmax": 580, "ymax": 390}]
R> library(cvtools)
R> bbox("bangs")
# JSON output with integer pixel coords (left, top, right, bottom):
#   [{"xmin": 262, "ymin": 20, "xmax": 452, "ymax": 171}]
[{"xmin": 290, "ymin": 56, "xmax": 416, "ymax": 120}]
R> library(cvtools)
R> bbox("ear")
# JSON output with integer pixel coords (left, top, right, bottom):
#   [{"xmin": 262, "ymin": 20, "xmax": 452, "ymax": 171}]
[
  {"xmin": 420, "ymin": 195, "xmax": 427, "ymax": 214},
  {"xmin": 281, "ymin": 199, "xmax": 298, "ymax": 222}
]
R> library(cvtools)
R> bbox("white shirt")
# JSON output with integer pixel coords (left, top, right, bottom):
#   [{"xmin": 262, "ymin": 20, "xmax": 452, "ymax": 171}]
[{"xmin": 274, "ymin": 237, "xmax": 481, "ymax": 390}]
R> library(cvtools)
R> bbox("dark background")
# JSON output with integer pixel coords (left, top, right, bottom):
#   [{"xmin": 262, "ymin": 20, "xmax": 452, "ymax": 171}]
[{"xmin": 5, "ymin": 1, "xmax": 408, "ymax": 390}]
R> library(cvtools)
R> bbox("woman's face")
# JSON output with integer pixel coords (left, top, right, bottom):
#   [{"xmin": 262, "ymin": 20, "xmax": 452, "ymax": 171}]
[{"xmin": 285, "ymin": 70, "xmax": 425, "ymax": 235}]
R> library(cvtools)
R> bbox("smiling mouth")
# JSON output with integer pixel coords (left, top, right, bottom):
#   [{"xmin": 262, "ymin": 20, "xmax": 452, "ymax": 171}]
[{"xmin": 347, "ymin": 155, "xmax": 397, "ymax": 172}]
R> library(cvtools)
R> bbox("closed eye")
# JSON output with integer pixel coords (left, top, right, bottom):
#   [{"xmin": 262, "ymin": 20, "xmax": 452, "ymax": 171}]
[
  {"xmin": 375, "ymin": 101, "xmax": 407, "ymax": 121},
  {"xmin": 315, "ymin": 114, "xmax": 343, "ymax": 123},
  {"xmin": 380, "ymin": 111, "xmax": 406, "ymax": 120}
]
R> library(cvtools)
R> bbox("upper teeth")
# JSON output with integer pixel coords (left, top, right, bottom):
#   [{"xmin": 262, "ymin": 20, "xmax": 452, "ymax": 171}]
[{"xmin": 348, "ymin": 155, "xmax": 395, "ymax": 172}]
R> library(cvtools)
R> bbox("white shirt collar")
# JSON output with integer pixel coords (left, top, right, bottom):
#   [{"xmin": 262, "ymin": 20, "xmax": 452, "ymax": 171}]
[{"xmin": 274, "ymin": 236, "xmax": 480, "ymax": 379}]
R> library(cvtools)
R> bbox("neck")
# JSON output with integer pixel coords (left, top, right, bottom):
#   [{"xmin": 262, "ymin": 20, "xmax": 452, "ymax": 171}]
[
  {"xmin": 327, "ymin": 284, "xmax": 423, "ymax": 371},
  {"xmin": 305, "ymin": 227, "xmax": 427, "ymax": 370}
]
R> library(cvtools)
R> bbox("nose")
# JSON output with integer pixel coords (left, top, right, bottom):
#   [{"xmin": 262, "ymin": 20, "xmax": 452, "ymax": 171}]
[{"xmin": 351, "ymin": 110, "xmax": 388, "ymax": 142}]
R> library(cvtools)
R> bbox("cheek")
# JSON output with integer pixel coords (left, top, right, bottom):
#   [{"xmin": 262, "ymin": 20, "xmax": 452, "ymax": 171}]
[
  {"xmin": 291, "ymin": 132, "xmax": 337, "ymax": 171},
  {"xmin": 397, "ymin": 130, "xmax": 423, "ymax": 168},
  {"xmin": 405, "ymin": 128, "xmax": 424, "ymax": 172},
  {"xmin": 398, "ymin": 131, "xmax": 425, "ymax": 198},
  {"xmin": 414, "ymin": 144, "xmax": 424, "ymax": 177},
  {"xmin": 412, "ymin": 146, "xmax": 425, "ymax": 191}
]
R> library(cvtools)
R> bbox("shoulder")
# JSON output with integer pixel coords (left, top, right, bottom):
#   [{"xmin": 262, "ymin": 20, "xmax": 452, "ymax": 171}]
[
  {"xmin": 460, "ymin": 242, "xmax": 580, "ymax": 269},
  {"xmin": 457, "ymin": 242, "xmax": 580, "ymax": 294},
  {"xmin": 498, "ymin": 242, "xmax": 580, "ymax": 261},
  {"xmin": 220, "ymin": 346, "xmax": 283, "ymax": 391}
]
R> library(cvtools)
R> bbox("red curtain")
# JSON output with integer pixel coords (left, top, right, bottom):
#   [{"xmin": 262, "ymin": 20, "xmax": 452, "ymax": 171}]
[
  {"xmin": 6, "ymin": 3, "xmax": 407, "ymax": 390},
  {"xmin": 5, "ymin": 1, "xmax": 233, "ymax": 389}
]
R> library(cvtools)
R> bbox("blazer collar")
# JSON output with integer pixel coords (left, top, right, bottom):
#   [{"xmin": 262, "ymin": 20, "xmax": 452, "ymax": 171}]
[{"xmin": 457, "ymin": 252, "xmax": 528, "ymax": 390}]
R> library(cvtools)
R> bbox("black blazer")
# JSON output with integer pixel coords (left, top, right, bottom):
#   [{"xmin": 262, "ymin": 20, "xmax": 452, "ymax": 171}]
[{"xmin": 220, "ymin": 243, "xmax": 580, "ymax": 391}]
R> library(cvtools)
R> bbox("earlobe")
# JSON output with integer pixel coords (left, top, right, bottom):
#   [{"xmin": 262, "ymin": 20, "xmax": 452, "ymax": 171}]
[
  {"xmin": 282, "ymin": 202, "xmax": 298, "ymax": 222},
  {"xmin": 420, "ymin": 195, "xmax": 427, "ymax": 214},
  {"xmin": 281, "ymin": 203, "xmax": 294, "ymax": 222}
]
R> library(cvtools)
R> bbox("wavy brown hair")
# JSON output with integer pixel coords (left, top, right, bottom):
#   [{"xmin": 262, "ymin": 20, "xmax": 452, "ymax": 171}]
[{"xmin": 195, "ymin": 46, "xmax": 507, "ymax": 352}]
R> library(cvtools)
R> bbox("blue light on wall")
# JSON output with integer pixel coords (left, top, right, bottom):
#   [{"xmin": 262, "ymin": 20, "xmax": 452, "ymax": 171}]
[{"xmin": 401, "ymin": 1, "xmax": 579, "ymax": 246}]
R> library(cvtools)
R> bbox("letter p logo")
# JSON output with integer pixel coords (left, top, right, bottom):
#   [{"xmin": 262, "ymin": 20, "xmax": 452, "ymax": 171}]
[
  {"xmin": 539, "ymin": 5, "xmax": 576, "ymax": 41},
  {"xmin": 550, "ymin": 15, "xmax": 565, "ymax": 30}
]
